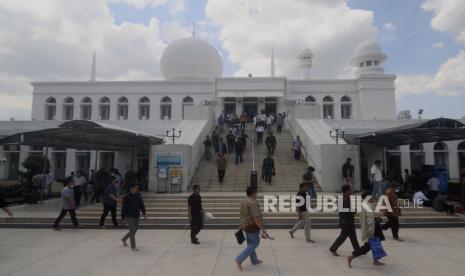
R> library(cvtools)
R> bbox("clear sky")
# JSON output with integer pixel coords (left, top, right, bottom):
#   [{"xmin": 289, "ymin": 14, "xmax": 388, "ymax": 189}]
[{"xmin": 0, "ymin": 0, "xmax": 464, "ymax": 120}]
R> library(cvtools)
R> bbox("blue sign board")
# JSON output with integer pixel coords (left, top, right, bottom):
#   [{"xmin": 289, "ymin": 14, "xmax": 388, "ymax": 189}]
[{"xmin": 156, "ymin": 153, "xmax": 182, "ymax": 167}]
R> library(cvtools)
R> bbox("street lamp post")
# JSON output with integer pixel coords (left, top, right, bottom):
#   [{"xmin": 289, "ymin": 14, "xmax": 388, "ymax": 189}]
[
  {"xmin": 166, "ymin": 128, "xmax": 182, "ymax": 145},
  {"xmin": 329, "ymin": 128, "xmax": 345, "ymax": 144}
]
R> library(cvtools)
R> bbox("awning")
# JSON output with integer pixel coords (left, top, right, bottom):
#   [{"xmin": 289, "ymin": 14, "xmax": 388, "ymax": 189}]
[
  {"xmin": 217, "ymin": 91, "xmax": 284, "ymax": 98},
  {"xmin": 345, "ymin": 118, "xmax": 465, "ymax": 147},
  {"xmin": 0, "ymin": 120, "xmax": 164, "ymax": 151}
]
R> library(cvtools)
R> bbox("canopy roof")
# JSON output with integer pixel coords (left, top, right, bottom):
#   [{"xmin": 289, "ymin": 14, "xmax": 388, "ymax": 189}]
[
  {"xmin": 0, "ymin": 120, "xmax": 163, "ymax": 151},
  {"xmin": 345, "ymin": 118, "xmax": 465, "ymax": 147}
]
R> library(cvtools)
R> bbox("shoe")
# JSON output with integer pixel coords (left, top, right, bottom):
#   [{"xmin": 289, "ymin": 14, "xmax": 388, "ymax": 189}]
[
  {"xmin": 122, "ymin": 239, "xmax": 128, "ymax": 247},
  {"xmin": 191, "ymin": 240, "xmax": 200, "ymax": 244},
  {"xmin": 131, "ymin": 248, "xmax": 139, "ymax": 252}
]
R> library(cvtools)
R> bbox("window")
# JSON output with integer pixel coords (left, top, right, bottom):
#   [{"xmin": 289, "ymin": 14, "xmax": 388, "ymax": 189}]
[
  {"xmin": 374, "ymin": 60, "xmax": 379, "ymax": 66},
  {"xmin": 322, "ymin": 96, "xmax": 334, "ymax": 119},
  {"xmin": 409, "ymin": 144, "xmax": 424, "ymax": 172},
  {"xmin": 139, "ymin": 97, "xmax": 150, "ymax": 120},
  {"xmin": 160, "ymin": 96, "xmax": 171, "ymax": 120},
  {"xmin": 305, "ymin": 95, "xmax": 316, "ymax": 105},
  {"xmin": 62, "ymin": 97, "xmax": 74, "ymax": 120},
  {"xmin": 117, "ymin": 97, "xmax": 129, "ymax": 120},
  {"xmin": 366, "ymin": 60, "xmax": 372, "ymax": 67},
  {"xmin": 434, "ymin": 142, "xmax": 449, "ymax": 171},
  {"xmin": 80, "ymin": 97, "xmax": 92, "ymax": 120},
  {"xmin": 341, "ymin": 95, "xmax": 352, "ymax": 119},
  {"xmin": 99, "ymin": 97, "xmax": 110, "ymax": 120},
  {"xmin": 182, "ymin": 96, "xmax": 193, "ymax": 119},
  {"xmin": 359, "ymin": 62, "xmax": 364, "ymax": 68},
  {"xmin": 44, "ymin": 97, "xmax": 56, "ymax": 120}
]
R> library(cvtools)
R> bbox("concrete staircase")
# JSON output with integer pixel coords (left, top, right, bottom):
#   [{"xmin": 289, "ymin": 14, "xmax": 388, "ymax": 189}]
[
  {"xmin": 2, "ymin": 193, "xmax": 464, "ymax": 229},
  {"xmin": 191, "ymin": 125, "xmax": 319, "ymax": 193}
]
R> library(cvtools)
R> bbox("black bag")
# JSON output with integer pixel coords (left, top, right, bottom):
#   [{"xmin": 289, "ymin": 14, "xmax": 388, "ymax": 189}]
[{"xmin": 235, "ymin": 229, "xmax": 245, "ymax": 244}]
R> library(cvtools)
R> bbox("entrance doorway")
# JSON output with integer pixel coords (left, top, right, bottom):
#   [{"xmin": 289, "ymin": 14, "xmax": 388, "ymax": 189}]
[
  {"xmin": 53, "ymin": 152, "xmax": 66, "ymax": 180},
  {"xmin": 99, "ymin": 152, "xmax": 114, "ymax": 172},
  {"xmin": 6, "ymin": 152, "xmax": 19, "ymax": 180},
  {"xmin": 243, "ymin": 97, "xmax": 258, "ymax": 121},
  {"xmin": 76, "ymin": 152, "xmax": 91, "ymax": 176},
  {"xmin": 223, "ymin": 97, "xmax": 236, "ymax": 114},
  {"xmin": 386, "ymin": 152, "xmax": 402, "ymax": 177},
  {"xmin": 264, "ymin": 97, "xmax": 277, "ymax": 115}
]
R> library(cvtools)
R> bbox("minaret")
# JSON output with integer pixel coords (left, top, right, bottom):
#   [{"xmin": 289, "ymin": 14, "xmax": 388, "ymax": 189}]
[
  {"xmin": 270, "ymin": 47, "xmax": 275, "ymax": 77},
  {"xmin": 90, "ymin": 51, "xmax": 96, "ymax": 81},
  {"xmin": 298, "ymin": 48, "xmax": 313, "ymax": 80}
]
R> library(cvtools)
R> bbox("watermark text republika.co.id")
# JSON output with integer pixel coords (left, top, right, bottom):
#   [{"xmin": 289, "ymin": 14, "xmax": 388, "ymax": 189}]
[{"xmin": 263, "ymin": 194, "xmax": 422, "ymax": 213}]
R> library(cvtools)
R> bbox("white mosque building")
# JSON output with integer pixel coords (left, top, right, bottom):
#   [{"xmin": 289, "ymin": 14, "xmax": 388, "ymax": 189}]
[{"xmin": 1, "ymin": 36, "xmax": 464, "ymax": 194}]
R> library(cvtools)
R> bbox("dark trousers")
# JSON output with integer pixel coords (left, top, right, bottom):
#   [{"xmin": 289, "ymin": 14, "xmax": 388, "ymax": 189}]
[
  {"xmin": 329, "ymin": 225, "xmax": 360, "ymax": 252},
  {"xmin": 352, "ymin": 242, "xmax": 371, "ymax": 258},
  {"xmin": 294, "ymin": 150, "xmax": 301, "ymax": 160},
  {"xmin": 227, "ymin": 143, "xmax": 234, "ymax": 154},
  {"xmin": 122, "ymin": 217, "xmax": 139, "ymax": 249},
  {"xmin": 382, "ymin": 214, "xmax": 399, "ymax": 239},
  {"xmin": 240, "ymin": 123, "xmax": 245, "ymax": 132},
  {"xmin": 190, "ymin": 219, "xmax": 203, "ymax": 241},
  {"xmin": 277, "ymin": 124, "xmax": 282, "ymax": 133},
  {"xmin": 99, "ymin": 203, "xmax": 118, "ymax": 226},
  {"xmin": 257, "ymin": 133, "xmax": 263, "ymax": 144},
  {"xmin": 218, "ymin": 169, "xmax": 225, "ymax": 182},
  {"xmin": 428, "ymin": 191, "xmax": 438, "ymax": 200},
  {"xmin": 54, "ymin": 209, "xmax": 78, "ymax": 228},
  {"xmin": 235, "ymin": 152, "xmax": 243, "ymax": 165},
  {"xmin": 267, "ymin": 145, "xmax": 275, "ymax": 154},
  {"xmin": 263, "ymin": 170, "xmax": 272, "ymax": 184},
  {"xmin": 73, "ymin": 186, "xmax": 82, "ymax": 206}
]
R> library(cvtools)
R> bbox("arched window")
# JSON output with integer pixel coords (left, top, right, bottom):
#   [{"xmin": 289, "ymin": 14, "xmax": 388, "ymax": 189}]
[
  {"xmin": 80, "ymin": 97, "xmax": 92, "ymax": 120},
  {"xmin": 182, "ymin": 96, "xmax": 194, "ymax": 119},
  {"xmin": 99, "ymin": 97, "xmax": 110, "ymax": 120},
  {"xmin": 434, "ymin": 142, "xmax": 449, "ymax": 171},
  {"xmin": 341, "ymin": 95, "xmax": 352, "ymax": 119},
  {"xmin": 63, "ymin": 97, "xmax": 74, "ymax": 120},
  {"xmin": 44, "ymin": 97, "xmax": 56, "ymax": 120},
  {"xmin": 117, "ymin": 97, "xmax": 128, "ymax": 120},
  {"xmin": 409, "ymin": 144, "xmax": 424, "ymax": 172},
  {"xmin": 139, "ymin": 97, "xmax": 150, "ymax": 120},
  {"xmin": 305, "ymin": 95, "xmax": 316, "ymax": 105},
  {"xmin": 322, "ymin": 96, "xmax": 334, "ymax": 119},
  {"xmin": 160, "ymin": 96, "xmax": 172, "ymax": 120}
]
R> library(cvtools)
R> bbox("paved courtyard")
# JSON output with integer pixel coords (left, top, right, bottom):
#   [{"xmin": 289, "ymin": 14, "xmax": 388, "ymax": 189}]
[{"xmin": 0, "ymin": 227, "xmax": 465, "ymax": 276}]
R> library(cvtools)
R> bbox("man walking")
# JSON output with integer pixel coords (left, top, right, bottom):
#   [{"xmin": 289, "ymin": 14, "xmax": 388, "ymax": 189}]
[
  {"xmin": 99, "ymin": 178, "xmax": 121, "ymax": 228},
  {"xmin": 235, "ymin": 186, "xmax": 268, "ymax": 271},
  {"xmin": 240, "ymin": 112, "xmax": 247, "ymax": 132},
  {"xmin": 265, "ymin": 132, "xmax": 277, "ymax": 154},
  {"xmin": 226, "ymin": 130, "xmax": 236, "ymax": 154},
  {"xmin": 216, "ymin": 153, "xmax": 227, "ymax": 183},
  {"xmin": 255, "ymin": 124, "xmax": 264, "ymax": 144},
  {"xmin": 53, "ymin": 177, "xmax": 79, "ymax": 230},
  {"xmin": 262, "ymin": 154, "xmax": 275, "ymax": 184},
  {"xmin": 121, "ymin": 183, "xmax": 147, "ymax": 252},
  {"xmin": 289, "ymin": 182, "xmax": 314, "ymax": 242},
  {"xmin": 203, "ymin": 135, "xmax": 212, "ymax": 161},
  {"xmin": 303, "ymin": 166, "xmax": 318, "ymax": 198},
  {"xmin": 73, "ymin": 170, "xmax": 86, "ymax": 207},
  {"xmin": 292, "ymin": 136, "xmax": 303, "ymax": 160},
  {"xmin": 276, "ymin": 114, "xmax": 284, "ymax": 133},
  {"xmin": 235, "ymin": 137, "xmax": 244, "ymax": 165},
  {"xmin": 329, "ymin": 184, "xmax": 360, "ymax": 256},
  {"xmin": 382, "ymin": 184, "xmax": 403, "ymax": 241},
  {"xmin": 188, "ymin": 185, "xmax": 204, "ymax": 244},
  {"xmin": 371, "ymin": 160, "xmax": 383, "ymax": 198},
  {"xmin": 342, "ymin": 158, "xmax": 354, "ymax": 186},
  {"xmin": 218, "ymin": 138, "xmax": 227, "ymax": 155}
]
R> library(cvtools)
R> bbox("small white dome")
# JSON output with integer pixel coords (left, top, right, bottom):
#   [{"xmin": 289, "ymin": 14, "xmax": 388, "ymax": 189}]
[
  {"xmin": 160, "ymin": 37, "xmax": 223, "ymax": 80},
  {"xmin": 351, "ymin": 41, "xmax": 387, "ymax": 66},
  {"xmin": 298, "ymin": 48, "xmax": 313, "ymax": 59}
]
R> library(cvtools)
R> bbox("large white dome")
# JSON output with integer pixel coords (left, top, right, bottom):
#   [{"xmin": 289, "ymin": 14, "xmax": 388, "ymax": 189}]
[
  {"xmin": 160, "ymin": 37, "xmax": 223, "ymax": 80},
  {"xmin": 351, "ymin": 41, "xmax": 387, "ymax": 66}
]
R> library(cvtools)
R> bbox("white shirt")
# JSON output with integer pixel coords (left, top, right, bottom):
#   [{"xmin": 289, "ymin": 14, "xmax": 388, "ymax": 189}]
[
  {"xmin": 427, "ymin": 177, "xmax": 440, "ymax": 191},
  {"xmin": 370, "ymin": 165, "xmax": 383, "ymax": 182},
  {"xmin": 413, "ymin": 191, "xmax": 429, "ymax": 205},
  {"xmin": 266, "ymin": 117, "xmax": 272, "ymax": 124},
  {"xmin": 73, "ymin": 175, "xmax": 86, "ymax": 186},
  {"xmin": 256, "ymin": 126, "xmax": 264, "ymax": 133}
]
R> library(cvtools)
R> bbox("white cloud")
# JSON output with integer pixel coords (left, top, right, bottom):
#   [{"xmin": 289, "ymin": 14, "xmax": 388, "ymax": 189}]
[
  {"xmin": 421, "ymin": 0, "xmax": 465, "ymax": 44},
  {"xmin": 396, "ymin": 50, "xmax": 465, "ymax": 97},
  {"xmin": 161, "ymin": 20, "xmax": 191, "ymax": 43},
  {"xmin": 170, "ymin": 0, "xmax": 185, "ymax": 15},
  {"xmin": 383, "ymin": 22, "xmax": 396, "ymax": 31},
  {"xmin": 432, "ymin": 42, "xmax": 444, "ymax": 48},
  {"xmin": 205, "ymin": 0, "xmax": 377, "ymax": 78},
  {"xmin": 107, "ymin": 0, "xmax": 168, "ymax": 9},
  {"xmin": 0, "ymin": 0, "xmax": 169, "ymax": 120}
]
